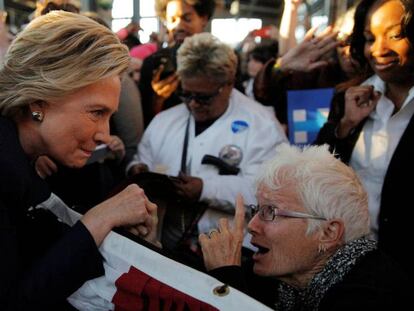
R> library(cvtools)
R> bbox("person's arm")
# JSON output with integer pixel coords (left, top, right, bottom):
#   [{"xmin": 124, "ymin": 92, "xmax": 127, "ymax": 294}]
[
  {"xmin": 16, "ymin": 221, "xmax": 104, "ymax": 310},
  {"xmin": 199, "ymin": 195, "xmax": 245, "ymax": 270},
  {"xmin": 151, "ymin": 67, "xmax": 180, "ymax": 114},
  {"xmin": 139, "ymin": 50, "xmax": 180, "ymax": 125},
  {"xmin": 0, "ymin": 199, "xmax": 19, "ymax": 311},
  {"xmin": 208, "ymin": 266, "xmax": 247, "ymax": 292},
  {"xmin": 0, "ymin": 198, "xmax": 103, "ymax": 310},
  {"xmin": 198, "ymin": 194, "xmax": 250, "ymax": 293},
  {"xmin": 278, "ymin": 0, "xmax": 302, "ymax": 56},
  {"xmin": 277, "ymin": 26, "xmax": 339, "ymax": 74},
  {"xmin": 314, "ymin": 86, "xmax": 380, "ymax": 162},
  {"xmin": 80, "ymin": 184, "xmax": 157, "ymax": 246}
]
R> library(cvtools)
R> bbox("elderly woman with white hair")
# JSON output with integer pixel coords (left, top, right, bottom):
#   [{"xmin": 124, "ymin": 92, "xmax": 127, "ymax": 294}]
[{"xmin": 200, "ymin": 144, "xmax": 408, "ymax": 310}]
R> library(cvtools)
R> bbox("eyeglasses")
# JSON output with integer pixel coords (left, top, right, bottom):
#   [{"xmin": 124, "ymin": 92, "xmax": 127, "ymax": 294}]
[
  {"xmin": 249, "ymin": 204, "xmax": 327, "ymax": 222},
  {"xmin": 178, "ymin": 87, "xmax": 223, "ymax": 106}
]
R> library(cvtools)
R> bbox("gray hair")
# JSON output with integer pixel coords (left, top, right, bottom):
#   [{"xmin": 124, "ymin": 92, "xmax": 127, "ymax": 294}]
[
  {"xmin": 256, "ymin": 143, "xmax": 370, "ymax": 242},
  {"xmin": 0, "ymin": 11, "xmax": 130, "ymax": 118},
  {"xmin": 176, "ymin": 32, "xmax": 237, "ymax": 85}
]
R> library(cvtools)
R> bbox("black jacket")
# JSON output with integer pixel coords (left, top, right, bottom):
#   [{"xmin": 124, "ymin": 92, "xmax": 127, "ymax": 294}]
[
  {"xmin": 210, "ymin": 249, "xmax": 408, "ymax": 310},
  {"xmin": 0, "ymin": 117, "xmax": 103, "ymax": 310},
  {"xmin": 315, "ymin": 90, "xmax": 414, "ymax": 276}
]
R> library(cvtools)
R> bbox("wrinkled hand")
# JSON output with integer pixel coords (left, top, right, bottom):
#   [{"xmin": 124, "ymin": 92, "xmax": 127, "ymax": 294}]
[
  {"xmin": 199, "ymin": 194, "xmax": 245, "ymax": 271},
  {"xmin": 337, "ymin": 85, "xmax": 381, "ymax": 138},
  {"xmin": 106, "ymin": 135, "xmax": 126, "ymax": 161},
  {"xmin": 173, "ymin": 172, "xmax": 203, "ymax": 203},
  {"xmin": 35, "ymin": 155, "xmax": 58, "ymax": 179},
  {"xmin": 81, "ymin": 184, "xmax": 157, "ymax": 245},
  {"xmin": 279, "ymin": 26, "xmax": 339, "ymax": 72}
]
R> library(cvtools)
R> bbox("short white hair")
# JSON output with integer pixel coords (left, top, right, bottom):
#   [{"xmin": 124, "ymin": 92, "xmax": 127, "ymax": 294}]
[{"xmin": 256, "ymin": 143, "xmax": 370, "ymax": 242}]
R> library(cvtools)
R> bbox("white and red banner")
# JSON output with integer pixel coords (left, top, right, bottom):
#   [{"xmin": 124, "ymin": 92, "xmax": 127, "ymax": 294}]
[{"xmin": 38, "ymin": 194, "xmax": 272, "ymax": 311}]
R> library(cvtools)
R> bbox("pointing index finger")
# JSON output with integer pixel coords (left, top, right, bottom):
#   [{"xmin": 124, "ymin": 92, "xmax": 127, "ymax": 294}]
[{"xmin": 234, "ymin": 194, "xmax": 245, "ymax": 233}]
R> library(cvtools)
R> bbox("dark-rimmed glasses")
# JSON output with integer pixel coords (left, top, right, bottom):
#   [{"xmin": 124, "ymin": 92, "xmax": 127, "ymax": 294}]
[
  {"xmin": 178, "ymin": 87, "xmax": 223, "ymax": 106},
  {"xmin": 249, "ymin": 204, "xmax": 327, "ymax": 222}
]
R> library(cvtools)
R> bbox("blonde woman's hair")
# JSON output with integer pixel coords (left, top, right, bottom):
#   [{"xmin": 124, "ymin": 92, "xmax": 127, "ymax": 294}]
[
  {"xmin": 177, "ymin": 32, "xmax": 237, "ymax": 85},
  {"xmin": 256, "ymin": 144, "xmax": 370, "ymax": 243},
  {"xmin": 0, "ymin": 11, "xmax": 130, "ymax": 118}
]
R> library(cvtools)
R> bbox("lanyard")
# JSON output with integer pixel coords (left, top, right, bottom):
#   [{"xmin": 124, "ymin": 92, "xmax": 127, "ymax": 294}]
[{"xmin": 180, "ymin": 115, "xmax": 191, "ymax": 174}]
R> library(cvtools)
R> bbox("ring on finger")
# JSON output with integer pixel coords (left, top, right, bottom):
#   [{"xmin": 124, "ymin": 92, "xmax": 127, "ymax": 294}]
[{"xmin": 208, "ymin": 229, "xmax": 219, "ymax": 238}]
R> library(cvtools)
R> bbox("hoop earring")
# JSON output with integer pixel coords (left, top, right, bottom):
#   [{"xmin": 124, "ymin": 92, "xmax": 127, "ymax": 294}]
[{"xmin": 32, "ymin": 111, "xmax": 44, "ymax": 122}]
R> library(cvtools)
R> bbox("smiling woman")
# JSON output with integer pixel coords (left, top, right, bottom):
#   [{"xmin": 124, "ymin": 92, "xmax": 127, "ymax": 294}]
[
  {"xmin": 30, "ymin": 76, "xmax": 122, "ymax": 169},
  {"xmin": 0, "ymin": 11, "xmax": 158, "ymax": 310},
  {"xmin": 315, "ymin": 0, "xmax": 414, "ymax": 277}
]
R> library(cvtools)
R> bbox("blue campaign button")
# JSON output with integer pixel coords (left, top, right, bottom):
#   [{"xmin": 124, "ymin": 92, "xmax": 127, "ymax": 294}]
[{"xmin": 231, "ymin": 120, "xmax": 249, "ymax": 133}]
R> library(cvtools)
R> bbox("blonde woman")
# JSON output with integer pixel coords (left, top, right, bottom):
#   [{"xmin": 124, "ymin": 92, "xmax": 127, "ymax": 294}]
[{"xmin": 0, "ymin": 11, "xmax": 156, "ymax": 310}]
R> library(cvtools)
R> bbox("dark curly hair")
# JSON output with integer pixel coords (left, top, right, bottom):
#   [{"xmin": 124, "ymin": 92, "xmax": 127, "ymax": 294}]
[
  {"xmin": 155, "ymin": 0, "xmax": 216, "ymax": 21},
  {"xmin": 248, "ymin": 41, "xmax": 279, "ymax": 64},
  {"xmin": 350, "ymin": 0, "xmax": 414, "ymax": 71}
]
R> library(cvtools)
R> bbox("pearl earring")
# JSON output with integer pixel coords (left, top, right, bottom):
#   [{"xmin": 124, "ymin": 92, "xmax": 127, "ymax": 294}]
[{"xmin": 32, "ymin": 111, "xmax": 44, "ymax": 122}]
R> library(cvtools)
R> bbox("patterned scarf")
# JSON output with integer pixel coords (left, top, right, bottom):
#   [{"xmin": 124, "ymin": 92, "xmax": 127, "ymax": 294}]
[{"xmin": 274, "ymin": 238, "xmax": 377, "ymax": 311}]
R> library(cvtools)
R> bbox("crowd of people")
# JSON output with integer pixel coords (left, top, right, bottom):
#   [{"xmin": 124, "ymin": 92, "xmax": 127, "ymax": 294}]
[{"xmin": 0, "ymin": 0, "xmax": 412, "ymax": 310}]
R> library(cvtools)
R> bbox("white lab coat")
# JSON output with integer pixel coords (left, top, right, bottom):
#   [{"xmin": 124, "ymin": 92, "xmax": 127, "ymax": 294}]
[{"xmin": 128, "ymin": 89, "xmax": 287, "ymax": 246}]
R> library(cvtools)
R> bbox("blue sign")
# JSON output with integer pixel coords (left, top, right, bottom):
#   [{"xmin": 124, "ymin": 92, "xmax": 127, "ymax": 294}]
[{"xmin": 287, "ymin": 88, "xmax": 334, "ymax": 146}]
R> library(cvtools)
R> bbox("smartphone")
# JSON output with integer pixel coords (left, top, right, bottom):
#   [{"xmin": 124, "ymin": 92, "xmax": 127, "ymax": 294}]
[
  {"xmin": 86, "ymin": 144, "xmax": 111, "ymax": 165},
  {"xmin": 153, "ymin": 49, "xmax": 177, "ymax": 80}
]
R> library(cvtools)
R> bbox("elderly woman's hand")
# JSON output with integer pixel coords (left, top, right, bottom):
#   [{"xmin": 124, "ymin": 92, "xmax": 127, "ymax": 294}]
[
  {"xmin": 81, "ymin": 184, "xmax": 157, "ymax": 246},
  {"xmin": 278, "ymin": 26, "xmax": 339, "ymax": 73},
  {"xmin": 199, "ymin": 194, "xmax": 245, "ymax": 271},
  {"xmin": 35, "ymin": 155, "xmax": 58, "ymax": 179}
]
